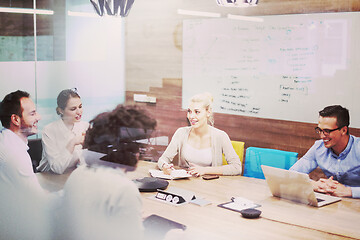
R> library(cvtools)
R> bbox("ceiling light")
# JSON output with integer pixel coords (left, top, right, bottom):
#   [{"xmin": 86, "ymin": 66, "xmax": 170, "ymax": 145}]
[
  {"xmin": 0, "ymin": 7, "xmax": 53, "ymax": 15},
  {"xmin": 216, "ymin": 0, "xmax": 259, "ymax": 7},
  {"xmin": 90, "ymin": 0, "xmax": 135, "ymax": 17}
]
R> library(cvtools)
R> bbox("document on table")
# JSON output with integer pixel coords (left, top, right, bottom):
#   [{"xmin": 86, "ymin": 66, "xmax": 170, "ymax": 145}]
[
  {"xmin": 218, "ymin": 197, "xmax": 261, "ymax": 212},
  {"xmin": 149, "ymin": 169, "xmax": 192, "ymax": 180}
]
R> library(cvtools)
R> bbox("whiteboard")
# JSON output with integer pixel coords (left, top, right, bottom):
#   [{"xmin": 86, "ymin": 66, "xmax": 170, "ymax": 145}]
[{"xmin": 182, "ymin": 12, "xmax": 360, "ymax": 128}]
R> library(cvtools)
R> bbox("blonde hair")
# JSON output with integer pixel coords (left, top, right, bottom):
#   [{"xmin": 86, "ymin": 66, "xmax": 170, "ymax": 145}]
[{"xmin": 189, "ymin": 92, "xmax": 214, "ymax": 126}]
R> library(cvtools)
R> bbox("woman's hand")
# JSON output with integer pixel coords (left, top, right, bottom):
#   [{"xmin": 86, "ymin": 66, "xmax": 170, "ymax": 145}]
[
  {"xmin": 73, "ymin": 131, "xmax": 86, "ymax": 146},
  {"xmin": 187, "ymin": 163, "xmax": 206, "ymax": 177},
  {"xmin": 67, "ymin": 132, "xmax": 86, "ymax": 154},
  {"xmin": 162, "ymin": 163, "xmax": 174, "ymax": 175}
]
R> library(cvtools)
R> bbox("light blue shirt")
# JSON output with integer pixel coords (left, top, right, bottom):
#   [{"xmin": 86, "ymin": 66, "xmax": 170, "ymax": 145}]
[{"xmin": 290, "ymin": 135, "xmax": 360, "ymax": 198}]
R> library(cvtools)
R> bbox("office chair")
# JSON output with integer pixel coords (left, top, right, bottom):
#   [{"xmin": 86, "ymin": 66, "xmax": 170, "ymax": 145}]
[
  {"xmin": 222, "ymin": 141, "xmax": 245, "ymax": 166},
  {"xmin": 27, "ymin": 138, "xmax": 43, "ymax": 173},
  {"xmin": 243, "ymin": 147, "xmax": 298, "ymax": 179}
]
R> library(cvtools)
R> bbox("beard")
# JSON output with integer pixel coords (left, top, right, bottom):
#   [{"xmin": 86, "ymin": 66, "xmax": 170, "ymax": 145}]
[{"xmin": 20, "ymin": 119, "xmax": 37, "ymax": 137}]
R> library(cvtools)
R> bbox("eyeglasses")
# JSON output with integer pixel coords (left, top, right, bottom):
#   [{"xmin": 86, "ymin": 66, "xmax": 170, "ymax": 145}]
[{"xmin": 315, "ymin": 127, "xmax": 342, "ymax": 136}]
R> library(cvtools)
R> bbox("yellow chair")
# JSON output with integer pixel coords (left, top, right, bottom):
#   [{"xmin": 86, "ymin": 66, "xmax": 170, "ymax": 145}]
[{"xmin": 222, "ymin": 141, "xmax": 245, "ymax": 166}]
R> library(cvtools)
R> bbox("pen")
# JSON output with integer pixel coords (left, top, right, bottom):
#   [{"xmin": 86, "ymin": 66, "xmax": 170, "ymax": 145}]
[
  {"xmin": 167, "ymin": 163, "xmax": 175, "ymax": 170},
  {"xmin": 183, "ymin": 159, "xmax": 191, "ymax": 169},
  {"xmin": 162, "ymin": 162, "xmax": 175, "ymax": 170},
  {"xmin": 231, "ymin": 197, "xmax": 254, "ymax": 206}
]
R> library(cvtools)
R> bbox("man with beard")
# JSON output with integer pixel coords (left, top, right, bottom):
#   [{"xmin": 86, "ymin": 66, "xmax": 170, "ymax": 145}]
[
  {"xmin": 291, "ymin": 105, "xmax": 360, "ymax": 198},
  {"xmin": 0, "ymin": 90, "xmax": 53, "ymax": 240}
]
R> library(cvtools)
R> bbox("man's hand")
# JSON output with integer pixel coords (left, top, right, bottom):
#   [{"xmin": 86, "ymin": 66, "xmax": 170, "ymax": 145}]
[
  {"xmin": 312, "ymin": 176, "xmax": 352, "ymax": 197},
  {"xmin": 312, "ymin": 178, "xmax": 333, "ymax": 193},
  {"xmin": 327, "ymin": 180, "xmax": 352, "ymax": 197}
]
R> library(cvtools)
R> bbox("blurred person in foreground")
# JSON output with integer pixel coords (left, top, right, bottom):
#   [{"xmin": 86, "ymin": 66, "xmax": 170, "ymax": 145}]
[{"xmin": 57, "ymin": 104, "xmax": 157, "ymax": 240}]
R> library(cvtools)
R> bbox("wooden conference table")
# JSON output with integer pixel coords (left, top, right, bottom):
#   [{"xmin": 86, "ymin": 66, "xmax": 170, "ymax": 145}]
[{"xmin": 37, "ymin": 161, "xmax": 360, "ymax": 240}]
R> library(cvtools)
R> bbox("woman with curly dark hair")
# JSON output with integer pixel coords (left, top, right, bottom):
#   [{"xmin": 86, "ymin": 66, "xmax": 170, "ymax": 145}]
[
  {"xmin": 83, "ymin": 104, "xmax": 157, "ymax": 166},
  {"xmin": 58, "ymin": 105, "xmax": 157, "ymax": 240}
]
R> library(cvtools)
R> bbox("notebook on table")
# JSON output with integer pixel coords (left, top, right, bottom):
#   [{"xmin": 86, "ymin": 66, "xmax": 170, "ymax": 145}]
[{"xmin": 261, "ymin": 165, "xmax": 341, "ymax": 207}]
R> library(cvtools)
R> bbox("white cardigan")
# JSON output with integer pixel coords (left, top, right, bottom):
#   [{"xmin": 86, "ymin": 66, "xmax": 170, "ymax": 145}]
[
  {"xmin": 158, "ymin": 126, "xmax": 242, "ymax": 175},
  {"xmin": 37, "ymin": 119, "xmax": 89, "ymax": 174}
]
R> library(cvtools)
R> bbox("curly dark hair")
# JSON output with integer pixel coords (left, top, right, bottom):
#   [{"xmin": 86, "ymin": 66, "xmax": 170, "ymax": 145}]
[{"xmin": 84, "ymin": 105, "xmax": 157, "ymax": 167}]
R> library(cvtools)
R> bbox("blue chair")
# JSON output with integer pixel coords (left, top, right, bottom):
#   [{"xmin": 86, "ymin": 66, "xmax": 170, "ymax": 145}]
[{"xmin": 243, "ymin": 147, "xmax": 298, "ymax": 179}]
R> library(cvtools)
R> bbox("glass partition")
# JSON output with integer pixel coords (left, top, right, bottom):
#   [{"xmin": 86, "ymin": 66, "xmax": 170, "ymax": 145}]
[{"xmin": 0, "ymin": 0, "xmax": 125, "ymax": 137}]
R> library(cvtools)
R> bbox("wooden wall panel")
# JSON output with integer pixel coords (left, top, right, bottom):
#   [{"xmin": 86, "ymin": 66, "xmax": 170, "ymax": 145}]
[
  {"xmin": 126, "ymin": 78, "xmax": 360, "ymax": 159},
  {"xmin": 126, "ymin": 79, "xmax": 187, "ymax": 140}
]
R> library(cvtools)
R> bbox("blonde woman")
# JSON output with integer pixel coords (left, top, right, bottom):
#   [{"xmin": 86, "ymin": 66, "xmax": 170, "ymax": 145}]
[{"xmin": 158, "ymin": 93, "xmax": 241, "ymax": 176}]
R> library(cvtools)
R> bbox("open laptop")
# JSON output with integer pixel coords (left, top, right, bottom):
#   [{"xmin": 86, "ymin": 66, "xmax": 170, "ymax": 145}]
[{"xmin": 261, "ymin": 165, "xmax": 341, "ymax": 207}]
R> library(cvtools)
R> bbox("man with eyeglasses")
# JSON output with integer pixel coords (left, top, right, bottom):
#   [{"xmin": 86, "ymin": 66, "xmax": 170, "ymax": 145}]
[{"xmin": 290, "ymin": 105, "xmax": 360, "ymax": 198}]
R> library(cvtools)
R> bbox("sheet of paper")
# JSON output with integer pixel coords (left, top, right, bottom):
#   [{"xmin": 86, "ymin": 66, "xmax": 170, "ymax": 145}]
[
  {"xmin": 218, "ymin": 197, "xmax": 261, "ymax": 213},
  {"xmin": 222, "ymin": 201, "xmax": 259, "ymax": 211},
  {"xmin": 190, "ymin": 198, "xmax": 212, "ymax": 207}
]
